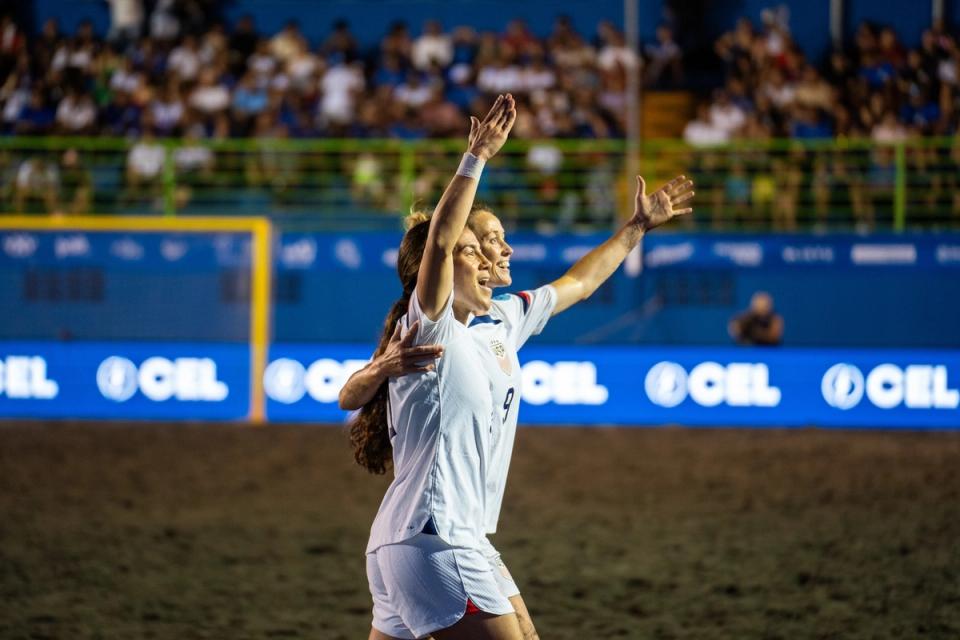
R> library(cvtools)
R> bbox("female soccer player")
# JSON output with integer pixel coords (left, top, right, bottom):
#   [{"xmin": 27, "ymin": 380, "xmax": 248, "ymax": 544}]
[
  {"xmin": 355, "ymin": 94, "xmax": 527, "ymax": 640},
  {"xmin": 348, "ymin": 197, "xmax": 692, "ymax": 640}
]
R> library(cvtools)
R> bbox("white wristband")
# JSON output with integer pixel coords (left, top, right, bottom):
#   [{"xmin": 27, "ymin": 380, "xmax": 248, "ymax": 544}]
[{"xmin": 456, "ymin": 152, "xmax": 485, "ymax": 180}]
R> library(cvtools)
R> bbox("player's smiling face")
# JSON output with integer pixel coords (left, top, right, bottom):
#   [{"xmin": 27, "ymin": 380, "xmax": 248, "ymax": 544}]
[
  {"xmin": 471, "ymin": 210, "xmax": 513, "ymax": 287},
  {"xmin": 452, "ymin": 228, "xmax": 493, "ymax": 317}
]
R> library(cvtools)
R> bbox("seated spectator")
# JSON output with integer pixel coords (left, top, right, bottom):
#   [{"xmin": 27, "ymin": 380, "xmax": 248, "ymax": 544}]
[
  {"xmin": 793, "ymin": 66, "xmax": 834, "ymax": 111},
  {"xmin": 477, "ymin": 49, "xmax": 522, "ymax": 94},
  {"xmin": 173, "ymin": 124, "xmax": 214, "ymax": 208},
  {"xmin": 189, "ymin": 68, "xmax": 230, "ymax": 125},
  {"xmin": 789, "ymin": 106, "xmax": 833, "ymax": 139},
  {"xmin": 645, "ymin": 25, "xmax": 683, "ymax": 87},
  {"xmin": 420, "ymin": 85, "xmax": 461, "ymax": 136},
  {"xmin": 125, "ymin": 125, "xmax": 165, "ymax": 202},
  {"xmin": 872, "ymin": 110, "xmax": 908, "ymax": 143},
  {"xmin": 373, "ymin": 53, "xmax": 405, "ymax": 89},
  {"xmin": 108, "ymin": 56, "xmax": 145, "ymax": 96},
  {"xmin": 14, "ymin": 156, "xmax": 59, "ymax": 214},
  {"xmin": 228, "ymin": 14, "xmax": 258, "ymax": 76},
  {"xmin": 106, "ymin": 0, "xmax": 143, "ymax": 48},
  {"xmin": 596, "ymin": 21, "xmax": 639, "ymax": 74},
  {"xmin": 56, "ymin": 148, "xmax": 93, "ymax": 215},
  {"xmin": 394, "ymin": 71, "xmax": 433, "ymax": 108},
  {"xmin": 709, "ymin": 90, "xmax": 746, "ymax": 136},
  {"xmin": 232, "ymin": 72, "xmax": 268, "ymax": 134},
  {"xmin": 247, "ymin": 38, "xmax": 278, "ymax": 88},
  {"xmin": 55, "ymin": 89, "xmax": 97, "ymax": 134},
  {"xmin": 16, "ymin": 88, "xmax": 56, "ymax": 135},
  {"xmin": 412, "ymin": 20, "xmax": 452, "ymax": 71},
  {"xmin": 323, "ymin": 19, "xmax": 358, "ymax": 61},
  {"xmin": 150, "ymin": 80, "xmax": 185, "ymax": 136},
  {"xmin": 270, "ymin": 20, "xmax": 306, "ymax": 65},
  {"xmin": 285, "ymin": 43, "xmax": 321, "ymax": 91},
  {"xmin": 168, "ymin": 34, "xmax": 201, "ymax": 82},
  {"xmin": 380, "ymin": 20, "xmax": 413, "ymax": 62},
  {"xmin": 100, "ymin": 90, "xmax": 143, "ymax": 135},
  {"xmin": 319, "ymin": 59, "xmax": 364, "ymax": 129},
  {"xmin": 729, "ymin": 292, "xmax": 784, "ymax": 346}
]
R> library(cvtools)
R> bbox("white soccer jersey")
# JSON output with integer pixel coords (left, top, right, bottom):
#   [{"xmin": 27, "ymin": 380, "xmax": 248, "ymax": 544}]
[
  {"xmin": 468, "ymin": 285, "xmax": 557, "ymax": 534},
  {"xmin": 366, "ymin": 290, "xmax": 494, "ymax": 553}
]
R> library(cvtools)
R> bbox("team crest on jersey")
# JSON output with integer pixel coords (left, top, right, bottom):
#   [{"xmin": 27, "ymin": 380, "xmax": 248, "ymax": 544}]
[{"xmin": 489, "ymin": 339, "xmax": 506, "ymax": 358}]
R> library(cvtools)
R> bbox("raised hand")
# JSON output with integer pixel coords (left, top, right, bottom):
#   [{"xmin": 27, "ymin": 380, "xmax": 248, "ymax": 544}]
[
  {"xmin": 631, "ymin": 174, "xmax": 695, "ymax": 231},
  {"xmin": 377, "ymin": 320, "xmax": 444, "ymax": 377},
  {"xmin": 467, "ymin": 94, "xmax": 517, "ymax": 161}
]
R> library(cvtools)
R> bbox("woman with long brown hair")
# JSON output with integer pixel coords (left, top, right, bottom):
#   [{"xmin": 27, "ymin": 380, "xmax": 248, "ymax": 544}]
[
  {"xmin": 358, "ymin": 94, "xmax": 528, "ymax": 640},
  {"xmin": 347, "ymin": 180, "xmax": 694, "ymax": 640}
]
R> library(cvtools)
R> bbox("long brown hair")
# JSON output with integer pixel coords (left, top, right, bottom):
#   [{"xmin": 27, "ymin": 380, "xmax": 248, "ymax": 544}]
[{"xmin": 349, "ymin": 213, "xmax": 431, "ymax": 474}]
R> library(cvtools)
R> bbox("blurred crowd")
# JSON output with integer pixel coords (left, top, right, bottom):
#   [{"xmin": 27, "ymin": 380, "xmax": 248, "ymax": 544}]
[
  {"xmin": 3, "ymin": 3, "xmax": 960, "ymax": 228},
  {"xmin": 685, "ymin": 9, "xmax": 960, "ymax": 145},
  {"xmin": 0, "ymin": 8, "xmax": 682, "ymax": 142}
]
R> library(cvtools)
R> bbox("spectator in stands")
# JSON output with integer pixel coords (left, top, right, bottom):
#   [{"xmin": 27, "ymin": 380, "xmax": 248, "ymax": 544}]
[
  {"xmin": 173, "ymin": 124, "xmax": 214, "ymax": 208},
  {"xmin": 100, "ymin": 89, "xmax": 142, "ymax": 135},
  {"xmin": 684, "ymin": 103, "xmax": 730, "ymax": 146},
  {"xmin": 323, "ymin": 19, "xmax": 359, "ymax": 61},
  {"xmin": 412, "ymin": 20, "xmax": 452, "ymax": 71},
  {"xmin": 189, "ymin": 68, "xmax": 230, "ymax": 131},
  {"xmin": 270, "ymin": 20, "xmax": 306, "ymax": 65},
  {"xmin": 395, "ymin": 70, "xmax": 434, "ymax": 108},
  {"xmin": 125, "ymin": 124, "xmax": 165, "ymax": 205},
  {"xmin": 645, "ymin": 25, "xmax": 683, "ymax": 88},
  {"xmin": 16, "ymin": 87, "xmax": 56, "ymax": 135},
  {"xmin": 228, "ymin": 15, "xmax": 258, "ymax": 76},
  {"xmin": 0, "ymin": 14, "xmax": 25, "ymax": 81},
  {"xmin": 150, "ymin": 79, "xmax": 185, "ymax": 136},
  {"xmin": 168, "ymin": 33, "xmax": 201, "ymax": 81},
  {"xmin": 596, "ymin": 21, "xmax": 639, "ymax": 74},
  {"xmin": 56, "ymin": 148, "xmax": 93, "ymax": 216},
  {"xmin": 105, "ymin": 0, "xmax": 143, "ymax": 49},
  {"xmin": 729, "ymin": 292, "xmax": 784, "ymax": 346},
  {"xmin": 232, "ymin": 71, "xmax": 268, "ymax": 135},
  {"xmin": 380, "ymin": 20, "xmax": 412, "ymax": 62},
  {"xmin": 319, "ymin": 58, "xmax": 364, "ymax": 132},
  {"xmin": 14, "ymin": 156, "xmax": 59, "ymax": 214},
  {"xmin": 148, "ymin": 0, "xmax": 179, "ymax": 42}
]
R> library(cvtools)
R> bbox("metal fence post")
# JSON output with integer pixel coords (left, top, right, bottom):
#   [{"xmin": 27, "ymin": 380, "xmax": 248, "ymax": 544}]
[
  {"xmin": 163, "ymin": 141, "xmax": 177, "ymax": 217},
  {"xmin": 894, "ymin": 142, "xmax": 906, "ymax": 232},
  {"xmin": 400, "ymin": 144, "xmax": 415, "ymax": 215}
]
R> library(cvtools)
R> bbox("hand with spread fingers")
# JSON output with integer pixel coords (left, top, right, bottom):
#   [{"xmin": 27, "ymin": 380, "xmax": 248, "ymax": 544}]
[
  {"xmin": 631, "ymin": 174, "xmax": 695, "ymax": 231},
  {"xmin": 375, "ymin": 320, "xmax": 443, "ymax": 378},
  {"xmin": 467, "ymin": 93, "xmax": 518, "ymax": 162}
]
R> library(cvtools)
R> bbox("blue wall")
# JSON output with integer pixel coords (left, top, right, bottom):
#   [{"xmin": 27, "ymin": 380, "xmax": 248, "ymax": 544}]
[
  {"xmin": 2, "ymin": 230, "xmax": 959, "ymax": 348},
  {"xmin": 31, "ymin": 0, "xmax": 945, "ymax": 67}
]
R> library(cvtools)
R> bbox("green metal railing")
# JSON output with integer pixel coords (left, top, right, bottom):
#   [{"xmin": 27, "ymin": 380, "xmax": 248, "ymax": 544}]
[{"xmin": 2, "ymin": 136, "xmax": 958, "ymax": 231}]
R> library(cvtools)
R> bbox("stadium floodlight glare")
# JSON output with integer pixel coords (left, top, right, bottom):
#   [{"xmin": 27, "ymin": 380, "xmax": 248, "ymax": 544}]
[{"xmin": 0, "ymin": 215, "xmax": 272, "ymax": 422}]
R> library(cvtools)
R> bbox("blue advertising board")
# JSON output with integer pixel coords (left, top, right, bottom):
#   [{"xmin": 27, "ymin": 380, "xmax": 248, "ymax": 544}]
[
  {"xmin": 263, "ymin": 344, "xmax": 960, "ymax": 429},
  {"xmin": 2, "ymin": 341, "xmax": 957, "ymax": 428},
  {"xmin": 0, "ymin": 341, "xmax": 250, "ymax": 420}
]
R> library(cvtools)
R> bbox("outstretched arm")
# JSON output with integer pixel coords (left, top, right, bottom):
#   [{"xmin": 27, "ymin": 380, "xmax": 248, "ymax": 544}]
[
  {"xmin": 416, "ymin": 94, "xmax": 517, "ymax": 320},
  {"xmin": 550, "ymin": 174, "xmax": 694, "ymax": 315},
  {"xmin": 338, "ymin": 321, "xmax": 442, "ymax": 410}
]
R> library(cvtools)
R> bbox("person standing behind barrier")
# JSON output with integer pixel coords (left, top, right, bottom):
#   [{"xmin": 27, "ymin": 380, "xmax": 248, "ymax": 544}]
[{"xmin": 729, "ymin": 291, "xmax": 784, "ymax": 346}]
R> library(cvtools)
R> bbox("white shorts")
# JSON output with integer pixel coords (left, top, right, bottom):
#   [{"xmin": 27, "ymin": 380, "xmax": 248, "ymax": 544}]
[{"xmin": 366, "ymin": 533, "xmax": 516, "ymax": 639}]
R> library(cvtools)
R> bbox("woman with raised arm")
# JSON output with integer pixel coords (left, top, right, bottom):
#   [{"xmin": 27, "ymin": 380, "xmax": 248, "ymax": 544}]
[
  {"xmin": 355, "ymin": 95, "xmax": 528, "ymax": 640},
  {"xmin": 347, "ymin": 171, "xmax": 694, "ymax": 640}
]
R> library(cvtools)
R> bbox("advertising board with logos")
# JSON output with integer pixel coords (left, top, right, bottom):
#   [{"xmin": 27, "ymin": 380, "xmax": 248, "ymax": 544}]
[{"xmin": 8, "ymin": 341, "xmax": 951, "ymax": 428}]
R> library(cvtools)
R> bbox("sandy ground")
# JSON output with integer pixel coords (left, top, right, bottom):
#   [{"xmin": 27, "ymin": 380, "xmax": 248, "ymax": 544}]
[{"xmin": 0, "ymin": 422, "xmax": 958, "ymax": 640}]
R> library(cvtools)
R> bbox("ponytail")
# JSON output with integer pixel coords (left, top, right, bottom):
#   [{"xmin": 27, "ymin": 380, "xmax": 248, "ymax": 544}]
[{"xmin": 349, "ymin": 215, "xmax": 431, "ymax": 474}]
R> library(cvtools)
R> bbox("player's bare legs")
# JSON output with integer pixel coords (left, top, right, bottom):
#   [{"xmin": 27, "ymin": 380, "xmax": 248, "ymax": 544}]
[
  {"xmin": 508, "ymin": 594, "xmax": 539, "ymax": 640},
  {"xmin": 432, "ymin": 611, "xmax": 524, "ymax": 640},
  {"xmin": 368, "ymin": 629, "xmax": 406, "ymax": 640}
]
